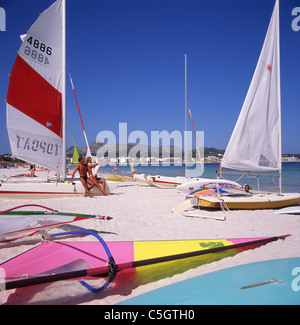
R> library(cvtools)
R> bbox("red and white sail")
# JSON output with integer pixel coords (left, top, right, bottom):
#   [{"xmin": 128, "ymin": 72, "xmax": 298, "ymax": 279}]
[{"xmin": 6, "ymin": 0, "xmax": 65, "ymax": 174}]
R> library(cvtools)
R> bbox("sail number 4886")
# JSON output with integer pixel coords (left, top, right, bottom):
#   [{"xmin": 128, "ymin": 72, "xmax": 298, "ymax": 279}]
[{"xmin": 23, "ymin": 36, "xmax": 52, "ymax": 65}]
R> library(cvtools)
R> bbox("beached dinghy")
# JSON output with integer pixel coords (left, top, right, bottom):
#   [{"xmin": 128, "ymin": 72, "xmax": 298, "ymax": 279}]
[
  {"xmin": 177, "ymin": 179, "xmax": 243, "ymax": 193},
  {"xmin": 0, "ymin": 0, "xmax": 118, "ymax": 200},
  {"xmin": 198, "ymin": 192, "xmax": 300, "ymax": 210},
  {"xmin": 0, "ymin": 174, "xmax": 50, "ymax": 183},
  {"xmin": 133, "ymin": 174, "xmax": 153, "ymax": 185},
  {"xmin": 0, "ymin": 179, "xmax": 118, "ymax": 200},
  {"xmin": 0, "ymin": 230, "xmax": 288, "ymax": 292},
  {"xmin": 147, "ymin": 175, "xmax": 198, "ymax": 189},
  {"xmin": 172, "ymin": 182, "xmax": 245, "ymax": 213},
  {"xmin": 191, "ymin": 0, "xmax": 300, "ymax": 210}
]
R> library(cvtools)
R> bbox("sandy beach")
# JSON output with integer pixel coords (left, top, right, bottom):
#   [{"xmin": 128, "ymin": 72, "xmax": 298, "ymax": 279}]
[{"xmin": 0, "ymin": 167, "xmax": 299, "ymax": 305}]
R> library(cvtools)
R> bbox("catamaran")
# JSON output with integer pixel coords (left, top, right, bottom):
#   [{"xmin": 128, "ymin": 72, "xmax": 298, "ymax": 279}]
[
  {"xmin": 0, "ymin": 0, "xmax": 118, "ymax": 199},
  {"xmin": 196, "ymin": 0, "xmax": 300, "ymax": 209}
]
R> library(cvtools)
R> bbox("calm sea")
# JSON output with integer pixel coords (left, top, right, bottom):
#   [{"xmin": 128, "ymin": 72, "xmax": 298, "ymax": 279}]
[{"xmin": 98, "ymin": 162, "xmax": 300, "ymax": 193}]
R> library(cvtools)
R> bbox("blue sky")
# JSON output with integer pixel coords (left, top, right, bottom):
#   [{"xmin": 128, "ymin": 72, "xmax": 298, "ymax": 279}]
[{"xmin": 0, "ymin": 0, "xmax": 299, "ymax": 155}]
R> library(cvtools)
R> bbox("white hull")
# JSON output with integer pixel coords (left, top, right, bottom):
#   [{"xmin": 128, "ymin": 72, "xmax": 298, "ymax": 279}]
[
  {"xmin": 274, "ymin": 205, "xmax": 300, "ymax": 215},
  {"xmin": 146, "ymin": 175, "xmax": 197, "ymax": 189},
  {"xmin": 0, "ymin": 180, "xmax": 119, "ymax": 200},
  {"xmin": 0, "ymin": 177, "xmax": 50, "ymax": 183},
  {"xmin": 133, "ymin": 174, "xmax": 153, "ymax": 185},
  {"xmin": 176, "ymin": 178, "xmax": 243, "ymax": 192},
  {"xmin": 182, "ymin": 210, "xmax": 226, "ymax": 221}
]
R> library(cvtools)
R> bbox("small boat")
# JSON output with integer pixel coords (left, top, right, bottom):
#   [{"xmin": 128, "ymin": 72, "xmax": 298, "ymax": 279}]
[
  {"xmin": 177, "ymin": 179, "xmax": 243, "ymax": 193},
  {"xmin": 198, "ymin": 192, "xmax": 300, "ymax": 210},
  {"xmin": 191, "ymin": 0, "xmax": 300, "ymax": 209},
  {"xmin": 172, "ymin": 181, "xmax": 245, "ymax": 213},
  {"xmin": 146, "ymin": 175, "xmax": 194, "ymax": 189},
  {"xmin": 0, "ymin": 0, "xmax": 119, "ymax": 199},
  {"xmin": 133, "ymin": 173, "xmax": 153, "ymax": 185},
  {"xmin": 0, "ymin": 179, "xmax": 118, "ymax": 200}
]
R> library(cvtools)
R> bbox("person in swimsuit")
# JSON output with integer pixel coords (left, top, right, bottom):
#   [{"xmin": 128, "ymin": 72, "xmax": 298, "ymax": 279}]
[
  {"xmin": 30, "ymin": 164, "xmax": 35, "ymax": 177},
  {"xmin": 69, "ymin": 156, "xmax": 94, "ymax": 198},
  {"xmin": 12, "ymin": 163, "xmax": 36, "ymax": 178},
  {"xmin": 86, "ymin": 157, "xmax": 109, "ymax": 196},
  {"xmin": 130, "ymin": 160, "xmax": 135, "ymax": 178}
]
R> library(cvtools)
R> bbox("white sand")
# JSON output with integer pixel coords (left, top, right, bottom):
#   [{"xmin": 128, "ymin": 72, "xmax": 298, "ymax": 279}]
[{"xmin": 0, "ymin": 167, "xmax": 299, "ymax": 305}]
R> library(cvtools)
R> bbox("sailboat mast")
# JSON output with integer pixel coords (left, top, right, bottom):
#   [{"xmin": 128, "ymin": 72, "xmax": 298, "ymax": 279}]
[
  {"xmin": 61, "ymin": 0, "xmax": 67, "ymax": 179},
  {"xmin": 184, "ymin": 54, "xmax": 188, "ymax": 178},
  {"xmin": 276, "ymin": 0, "xmax": 282, "ymax": 194}
]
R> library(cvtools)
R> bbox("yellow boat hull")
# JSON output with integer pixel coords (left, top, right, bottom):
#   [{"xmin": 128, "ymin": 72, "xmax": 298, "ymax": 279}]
[{"xmin": 198, "ymin": 193, "xmax": 300, "ymax": 210}]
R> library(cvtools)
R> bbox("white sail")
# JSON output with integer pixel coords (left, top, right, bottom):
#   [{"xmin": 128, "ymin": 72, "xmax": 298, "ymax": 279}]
[
  {"xmin": 6, "ymin": 0, "xmax": 65, "ymax": 174},
  {"xmin": 221, "ymin": 0, "xmax": 281, "ymax": 173}
]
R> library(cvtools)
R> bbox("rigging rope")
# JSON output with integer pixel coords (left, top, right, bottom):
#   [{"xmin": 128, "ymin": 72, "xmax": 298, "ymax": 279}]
[{"xmin": 0, "ymin": 204, "xmax": 57, "ymax": 215}]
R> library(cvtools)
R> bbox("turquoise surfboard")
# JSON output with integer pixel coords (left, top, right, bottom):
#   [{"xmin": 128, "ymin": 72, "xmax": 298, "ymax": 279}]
[{"xmin": 119, "ymin": 258, "xmax": 300, "ymax": 305}]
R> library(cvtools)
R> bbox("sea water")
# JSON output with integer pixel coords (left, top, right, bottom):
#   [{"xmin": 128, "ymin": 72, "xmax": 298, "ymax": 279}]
[{"xmin": 98, "ymin": 162, "xmax": 300, "ymax": 193}]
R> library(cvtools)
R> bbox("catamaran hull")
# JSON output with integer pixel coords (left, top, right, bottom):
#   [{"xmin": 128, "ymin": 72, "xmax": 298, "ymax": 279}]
[
  {"xmin": 198, "ymin": 193, "xmax": 300, "ymax": 210},
  {"xmin": 147, "ymin": 175, "xmax": 200, "ymax": 189},
  {"xmin": 0, "ymin": 180, "xmax": 119, "ymax": 199},
  {"xmin": 176, "ymin": 179, "xmax": 243, "ymax": 192},
  {"xmin": 133, "ymin": 174, "xmax": 153, "ymax": 185}
]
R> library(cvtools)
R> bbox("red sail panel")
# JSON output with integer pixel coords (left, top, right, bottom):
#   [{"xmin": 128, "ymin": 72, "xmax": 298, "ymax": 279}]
[{"xmin": 7, "ymin": 55, "xmax": 62, "ymax": 138}]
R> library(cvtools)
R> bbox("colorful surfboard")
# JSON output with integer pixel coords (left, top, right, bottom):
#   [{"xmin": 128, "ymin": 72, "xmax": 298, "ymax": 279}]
[
  {"xmin": 1, "ymin": 234, "xmax": 289, "ymax": 291},
  {"xmin": 119, "ymin": 257, "xmax": 300, "ymax": 305}
]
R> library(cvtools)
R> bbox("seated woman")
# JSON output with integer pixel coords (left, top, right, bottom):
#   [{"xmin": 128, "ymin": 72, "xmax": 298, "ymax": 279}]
[{"xmin": 86, "ymin": 157, "xmax": 109, "ymax": 196}]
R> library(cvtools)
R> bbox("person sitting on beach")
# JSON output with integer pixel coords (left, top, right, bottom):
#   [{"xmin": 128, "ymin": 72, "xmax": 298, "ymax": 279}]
[
  {"xmin": 11, "ymin": 163, "xmax": 36, "ymax": 178},
  {"xmin": 86, "ymin": 157, "xmax": 109, "ymax": 196},
  {"xmin": 69, "ymin": 156, "xmax": 94, "ymax": 198}
]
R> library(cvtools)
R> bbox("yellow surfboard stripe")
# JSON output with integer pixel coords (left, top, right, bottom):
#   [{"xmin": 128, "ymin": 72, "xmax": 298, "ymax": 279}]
[{"xmin": 134, "ymin": 239, "xmax": 233, "ymax": 261}]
